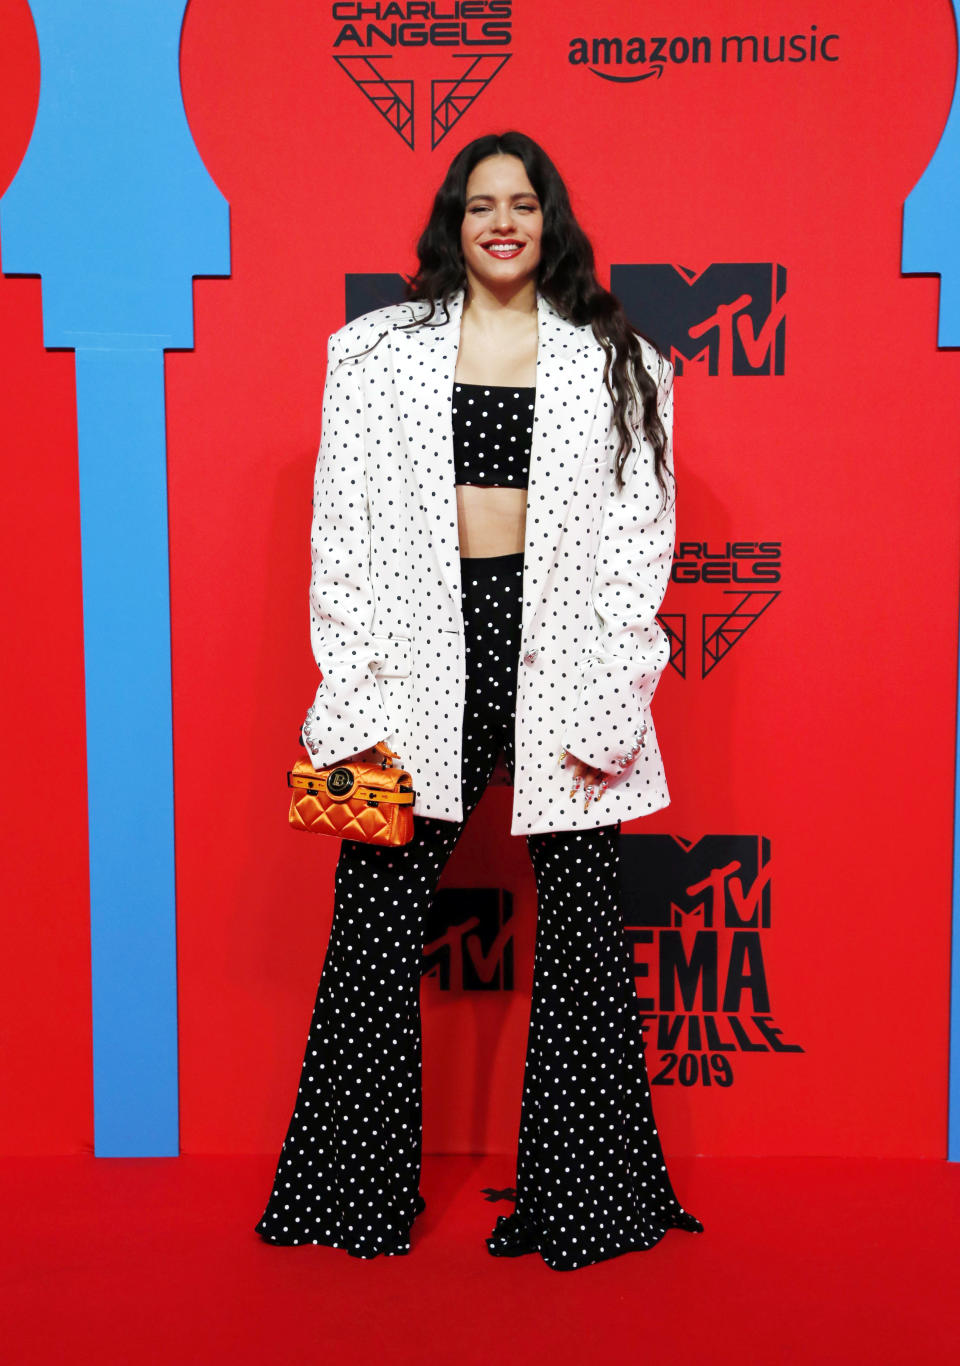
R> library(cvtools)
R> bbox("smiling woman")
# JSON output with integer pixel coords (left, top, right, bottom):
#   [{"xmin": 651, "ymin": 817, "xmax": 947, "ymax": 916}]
[
  {"xmin": 255, "ymin": 130, "xmax": 699, "ymax": 1272},
  {"xmin": 453, "ymin": 154, "xmax": 541, "ymax": 558}
]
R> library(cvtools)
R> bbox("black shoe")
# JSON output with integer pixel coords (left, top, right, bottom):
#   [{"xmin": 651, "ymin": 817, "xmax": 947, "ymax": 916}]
[{"xmin": 485, "ymin": 1210, "xmax": 538, "ymax": 1257}]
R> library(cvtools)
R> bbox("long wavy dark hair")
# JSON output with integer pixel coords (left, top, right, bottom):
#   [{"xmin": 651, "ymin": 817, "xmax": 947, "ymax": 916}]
[{"xmin": 404, "ymin": 130, "xmax": 672, "ymax": 502}]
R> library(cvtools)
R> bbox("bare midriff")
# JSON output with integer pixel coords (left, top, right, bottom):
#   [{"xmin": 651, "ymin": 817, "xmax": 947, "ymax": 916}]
[{"xmin": 455, "ymin": 484, "xmax": 528, "ymax": 557}]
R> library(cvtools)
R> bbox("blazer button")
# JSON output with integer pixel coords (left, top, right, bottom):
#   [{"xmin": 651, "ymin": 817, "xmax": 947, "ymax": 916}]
[{"xmin": 523, "ymin": 648, "xmax": 538, "ymax": 665}]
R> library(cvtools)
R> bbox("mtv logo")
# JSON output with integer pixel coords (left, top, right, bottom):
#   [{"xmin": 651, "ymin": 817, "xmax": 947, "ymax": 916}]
[
  {"xmin": 620, "ymin": 833, "xmax": 771, "ymax": 930},
  {"xmin": 612, "ymin": 263, "xmax": 786, "ymax": 375},
  {"xmin": 422, "ymin": 886, "xmax": 514, "ymax": 991}
]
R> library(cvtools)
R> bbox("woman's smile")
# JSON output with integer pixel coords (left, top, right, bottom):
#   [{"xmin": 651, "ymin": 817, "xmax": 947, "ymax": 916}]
[{"xmin": 482, "ymin": 239, "xmax": 526, "ymax": 259}]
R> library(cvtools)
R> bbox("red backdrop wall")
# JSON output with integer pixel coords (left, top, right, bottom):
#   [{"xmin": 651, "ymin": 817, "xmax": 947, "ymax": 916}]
[{"xmin": 1, "ymin": 0, "xmax": 958, "ymax": 1157}]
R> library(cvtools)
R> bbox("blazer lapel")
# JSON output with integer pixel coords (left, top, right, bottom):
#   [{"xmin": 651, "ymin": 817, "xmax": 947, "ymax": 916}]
[
  {"xmin": 392, "ymin": 286, "xmax": 605, "ymax": 636},
  {"xmin": 524, "ymin": 292, "xmax": 606, "ymax": 640}
]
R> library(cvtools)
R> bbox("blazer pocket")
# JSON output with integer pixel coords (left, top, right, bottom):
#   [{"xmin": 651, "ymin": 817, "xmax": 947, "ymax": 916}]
[
  {"xmin": 576, "ymin": 644, "xmax": 604, "ymax": 674},
  {"xmin": 370, "ymin": 634, "xmax": 412, "ymax": 678}
]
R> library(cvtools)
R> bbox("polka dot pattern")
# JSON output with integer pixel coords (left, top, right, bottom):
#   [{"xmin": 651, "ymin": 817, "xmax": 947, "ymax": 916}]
[
  {"xmin": 452, "ymin": 382, "xmax": 536, "ymax": 486},
  {"xmin": 298, "ymin": 288, "xmax": 677, "ymax": 837},
  {"xmin": 255, "ymin": 552, "xmax": 702, "ymax": 1270}
]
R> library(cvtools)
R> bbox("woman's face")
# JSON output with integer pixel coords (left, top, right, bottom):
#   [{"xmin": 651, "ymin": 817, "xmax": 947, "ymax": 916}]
[{"xmin": 460, "ymin": 154, "xmax": 543, "ymax": 291}]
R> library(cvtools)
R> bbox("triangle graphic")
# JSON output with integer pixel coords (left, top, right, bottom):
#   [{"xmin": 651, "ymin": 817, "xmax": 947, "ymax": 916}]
[
  {"xmin": 702, "ymin": 591, "xmax": 779, "ymax": 677},
  {"xmin": 431, "ymin": 54, "xmax": 511, "ymax": 148},
  {"xmin": 658, "ymin": 612, "xmax": 687, "ymax": 679},
  {"xmin": 335, "ymin": 55, "xmax": 414, "ymax": 148}
]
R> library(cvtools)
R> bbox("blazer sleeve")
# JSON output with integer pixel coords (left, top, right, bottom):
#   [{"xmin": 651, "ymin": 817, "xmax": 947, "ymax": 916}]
[
  {"xmin": 561, "ymin": 353, "xmax": 676, "ymax": 776},
  {"xmin": 300, "ymin": 333, "xmax": 392, "ymax": 769}
]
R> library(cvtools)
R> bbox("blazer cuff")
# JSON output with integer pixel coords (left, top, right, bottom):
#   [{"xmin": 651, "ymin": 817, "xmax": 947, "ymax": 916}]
[
  {"xmin": 562, "ymin": 664, "xmax": 655, "ymax": 774},
  {"xmin": 300, "ymin": 671, "xmax": 391, "ymax": 770}
]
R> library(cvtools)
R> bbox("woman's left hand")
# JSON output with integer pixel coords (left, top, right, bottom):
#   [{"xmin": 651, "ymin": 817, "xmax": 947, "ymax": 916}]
[{"xmin": 558, "ymin": 748, "xmax": 608, "ymax": 810}]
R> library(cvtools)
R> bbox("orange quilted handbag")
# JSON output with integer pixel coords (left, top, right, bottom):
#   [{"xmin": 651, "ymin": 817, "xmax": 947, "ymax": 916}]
[{"xmin": 287, "ymin": 740, "xmax": 416, "ymax": 846}]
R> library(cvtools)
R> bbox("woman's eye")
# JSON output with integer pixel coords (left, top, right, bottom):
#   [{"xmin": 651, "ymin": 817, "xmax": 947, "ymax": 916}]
[{"xmin": 467, "ymin": 204, "xmax": 539, "ymax": 214}]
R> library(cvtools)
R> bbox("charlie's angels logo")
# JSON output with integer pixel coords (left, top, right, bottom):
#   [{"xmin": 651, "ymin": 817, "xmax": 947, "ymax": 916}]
[
  {"xmin": 612, "ymin": 263, "xmax": 786, "ymax": 376},
  {"xmin": 422, "ymin": 887, "xmax": 514, "ymax": 990},
  {"xmin": 620, "ymin": 834, "xmax": 803, "ymax": 1087},
  {"xmin": 659, "ymin": 540, "xmax": 782, "ymax": 679},
  {"xmin": 330, "ymin": 1, "xmax": 512, "ymax": 149}
]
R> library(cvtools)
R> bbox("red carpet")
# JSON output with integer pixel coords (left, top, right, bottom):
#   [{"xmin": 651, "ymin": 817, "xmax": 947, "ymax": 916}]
[{"xmin": 2, "ymin": 1154, "xmax": 957, "ymax": 1365}]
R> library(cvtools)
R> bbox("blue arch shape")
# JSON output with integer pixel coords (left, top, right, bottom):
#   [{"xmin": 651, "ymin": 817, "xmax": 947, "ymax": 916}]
[
  {"xmin": 902, "ymin": 0, "xmax": 960, "ymax": 1160},
  {"xmin": 0, "ymin": 0, "xmax": 230, "ymax": 1155},
  {"xmin": 903, "ymin": 1, "xmax": 960, "ymax": 347}
]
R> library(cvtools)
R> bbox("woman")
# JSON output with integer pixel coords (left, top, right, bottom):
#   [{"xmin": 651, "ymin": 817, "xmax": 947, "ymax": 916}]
[{"xmin": 255, "ymin": 130, "xmax": 703, "ymax": 1271}]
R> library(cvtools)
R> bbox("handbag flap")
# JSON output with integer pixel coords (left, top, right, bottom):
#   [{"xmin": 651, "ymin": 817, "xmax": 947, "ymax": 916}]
[{"xmin": 289, "ymin": 757, "xmax": 411, "ymax": 793}]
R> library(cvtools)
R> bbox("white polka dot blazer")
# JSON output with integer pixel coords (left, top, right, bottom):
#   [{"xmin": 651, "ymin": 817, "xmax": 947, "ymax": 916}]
[{"xmin": 301, "ymin": 287, "xmax": 676, "ymax": 835}]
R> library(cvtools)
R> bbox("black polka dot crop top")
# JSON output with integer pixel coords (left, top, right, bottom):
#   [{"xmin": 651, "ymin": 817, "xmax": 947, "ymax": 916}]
[{"xmin": 451, "ymin": 382, "xmax": 536, "ymax": 488}]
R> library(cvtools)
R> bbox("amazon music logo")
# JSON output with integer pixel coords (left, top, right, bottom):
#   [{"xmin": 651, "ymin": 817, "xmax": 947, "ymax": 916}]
[
  {"xmin": 422, "ymin": 887, "xmax": 514, "ymax": 990},
  {"xmin": 570, "ymin": 24, "xmax": 839, "ymax": 83},
  {"xmin": 658, "ymin": 540, "xmax": 782, "ymax": 680},
  {"xmin": 620, "ymin": 834, "xmax": 803, "ymax": 1088},
  {"xmin": 330, "ymin": 1, "xmax": 512, "ymax": 149},
  {"xmin": 612, "ymin": 263, "xmax": 787, "ymax": 376}
]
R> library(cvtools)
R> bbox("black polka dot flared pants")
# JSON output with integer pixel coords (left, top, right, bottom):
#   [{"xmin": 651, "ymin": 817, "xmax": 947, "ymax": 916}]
[{"xmin": 255, "ymin": 552, "xmax": 703, "ymax": 1271}]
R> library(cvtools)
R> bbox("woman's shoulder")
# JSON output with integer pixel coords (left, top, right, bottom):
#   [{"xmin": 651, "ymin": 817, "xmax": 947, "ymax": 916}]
[
  {"xmin": 580, "ymin": 311, "xmax": 670, "ymax": 376},
  {"xmin": 603, "ymin": 328, "xmax": 672, "ymax": 389},
  {"xmin": 328, "ymin": 298, "xmax": 436, "ymax": 363}
]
